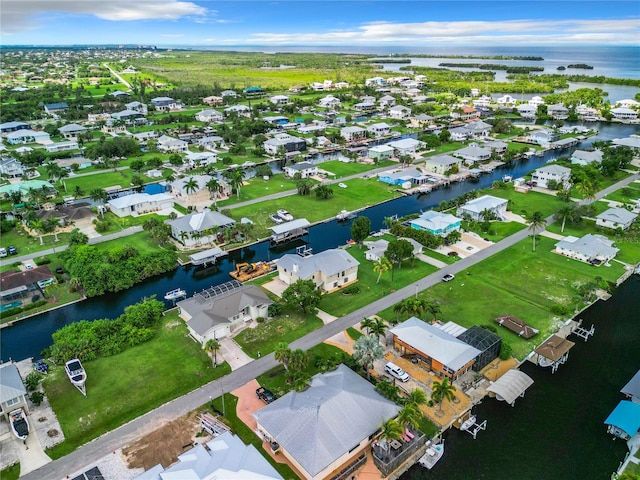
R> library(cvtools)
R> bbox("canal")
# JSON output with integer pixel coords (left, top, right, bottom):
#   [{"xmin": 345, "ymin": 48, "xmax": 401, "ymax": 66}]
[
  {"xmin": 401, "ymin": 275, "xmax": 640, "ymax": 480},
  {"xmin": 1, "ymin": 122, "xmax": 638, "ymax": 362}
]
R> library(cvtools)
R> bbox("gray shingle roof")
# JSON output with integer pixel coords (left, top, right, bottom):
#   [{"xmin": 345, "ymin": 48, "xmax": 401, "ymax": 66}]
[
  {"xmin": 0, "ymin": 363, "xmax": 26, "ymax": 403},
  {"xmin": 253, "ymin": 365, "xmax": 400, "ymax": 477},
  {"xmin": 277, "ymin": 249, "xmax": 359, "ymax": 279},
  {"xmin": 596, "ymin": 207, "xmax": 637, "ymax": 225},
  {"xmin": 168, "ymin": 209, "xmax": 235, "ymax": 234},
  {"xmin": 621, "ymin": 370, "xmax": 640, "ymax": 400},
  {"xmin": 555, "ymin": 234, "xmax": 619, "ymax": 259}
]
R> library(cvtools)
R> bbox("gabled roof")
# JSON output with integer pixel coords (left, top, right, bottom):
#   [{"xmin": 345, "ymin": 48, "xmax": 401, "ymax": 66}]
[
  {"xmin": 58, "ymin": 123, "xmax": 86, "ymax": 133},
  {"xmin": 596, "ymin": 207, "xmax": 637, "ymax": 224},
  {"xmin": 108, "ymin": 193, "xmax": 173, "ymax": 210},
  {"xmin": 0, "ymin": 266, "xmax": 55, "ymax": 292},
  {"xmin": 390, "ymin": 317, "xmax": 481, "ymax": 371},
  {"xmin": 425, "ymin": 154, "xmax": 461, "ymax": 167},
  {"xmin": 604, "ymin": 401, "xmax": 640, "ymax": 438},
  {"xmin": 534, "ymin": 164, "xmax": 571, "ymax": 175},
  {"xmin": 286, "ymin": 161, "xmax": 316, "ymax": 171},
  {"xmin": 412, "ymin": 210, "xmax": 461, "ymax": 231},
  {"xmin": 168, "ymin": 209, "xmax": 235, "ymax": 234},
  {"xmin": 253, "ymin": 364, "xmax": 400, "ymax": 477},
  {"xmin": 555, "ymin": 234, "xmax": 619, "ymax": 259},
  {"xmin": 278, "ymin": 248, "xmax": 359, "ymax": 279},
  {"xmin": 0, "ymin": 363, "xmax": 26, "ymax": 403},
  {"xmin": 459, "ymin": 195, "xmax": 507, "ymax": 213}
]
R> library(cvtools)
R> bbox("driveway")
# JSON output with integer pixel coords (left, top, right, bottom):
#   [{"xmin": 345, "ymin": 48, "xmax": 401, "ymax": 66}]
[{"xmin": 218, "ymin": 338, "xmax": 253, "ymax": 370}]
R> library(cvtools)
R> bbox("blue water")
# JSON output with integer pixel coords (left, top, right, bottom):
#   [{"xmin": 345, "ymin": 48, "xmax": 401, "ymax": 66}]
[{"xmin": 0, "ymin": 301, "xmax": 22, "ymax": 312}]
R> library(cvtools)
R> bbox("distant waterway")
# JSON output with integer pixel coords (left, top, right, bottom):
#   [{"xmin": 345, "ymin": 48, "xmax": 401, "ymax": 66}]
[
  {"xmin": 1, "ymin": 123, "xmax": 639, "ymax": 362},
  {"xmin": 401, "ymin": 275, "xmax": 640, "ymax": 480}
]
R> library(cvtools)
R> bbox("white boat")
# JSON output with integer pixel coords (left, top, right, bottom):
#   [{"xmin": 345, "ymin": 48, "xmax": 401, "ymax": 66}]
[
  {"xmin": 460, "ymin": 415, "xmax": 476, "ymax": 431},
  {"xmin": 277, "ymin": 209, "xmax": 294, "ymax": 221},
  {"xmin": 164, "ymin": 288, "xmax": 186, "ymax": 301},
  {"xmin": 336, "ymin": 209, "xmax": 350, "ymax": 221},
  {"xmin": 65, "ymin": 358, "xmax": 87, "ymax": 388},
  {"xmin": 9, "ymin": 408, "xmax": 29, "ymax": 442},
  {"xmin": 418, "ymin": 439, "xmax": 444, "ymax": 469},
  {"xmin": 270, "ymin": 214, "xmax": 284, "ymax": 224},
  {"xmin": 502, "ymin": 175, "xmax": 513, "ymax": 182}
]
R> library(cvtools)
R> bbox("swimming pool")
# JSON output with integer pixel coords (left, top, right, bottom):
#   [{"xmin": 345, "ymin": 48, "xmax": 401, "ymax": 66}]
[{"xmin": 0, "ymin": 301, "xmax": 23, "ymax": 312}]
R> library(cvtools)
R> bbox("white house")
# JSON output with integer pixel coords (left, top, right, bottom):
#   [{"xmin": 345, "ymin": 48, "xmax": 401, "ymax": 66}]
[
  {"xmin": 611, "ymin": 107, "xmax": 638, "ymax": 121},
  {"xmin": 596, "ymin": 207, "xmax": 638, "ymax": 230},
  {"xmin": 318, "ymin": 95, "xmax": 341, "ymax": 108},
  {"xmin": 284, "ymin": 161, "xmax": 318, "ymax": 178},
  {"xmin": 388, "ymin": 105, "xmax": 412, "ymax": 119},
  {"xmin": 457, "ymin": 195, "xmax": 508, "ymax": 221},
  {"xmin": 368, "ymin": 144, "xmax": 395, "ymax": 161},
  {"xmin": 449, "ymin": 126, "xmax": 470, "ymax": 142},
  {"xmin": 185, "ymin": 151, "xmax": 217, "ymax": 167},
  {"xmin": 340, "ymin": 126, "xmax": 367, "ymax": 142},
  {"xmin": 270, "ymin": 94, "xmax": 290, "ymax": 106},
  {"xmin": 571, "ymin": 149, "xmax": 603, "ymax": 166},
  {"xmin": 157, "ymin": 135, "xmax": 189, "ymax": 153},
  {"xmin": 517, "ymin": 104, "xmax": 538, "ymax": 119},
  {"xmin": 195, "ymin": 109, "xmax": 223, "ymax": 122},
  {"xmin": 615, "ymin": 99, "xmax": 640, "ymax": 109},
  {"xmin": 547, "ymin": 104, "xmax": 569, "ymax": 120},
  {"xmin": 277, "ymin": 249, "xmax": 359, "ymax": 293},
  {"xmin": 366, "ymin": 122, "xmax": 392, "ymax": 138},
  {"xmin": 364, "ymin": 239, "xmax": 389, "ymax": 262},
  {"xmin": 453, "ymin": 144, "xmax": 492, "ymax": 164},
  {"xmin": 379, "ymin": 95, "xmax": 396, "ymax": 107},
  {"xmin": 0, "ymin": 363, "xmax": 29, "ymax": 421},
  {"xmin": 125, "ymin": 101, "xmax": 148, "ymax": 114},
  {"xmin": 263, "ymin": 133, "xmax": 307, "ymax": 155},
  {"xmin": 497, "ymin": 95, "xmax": 517, "ymax": 106},
  {"xmin": 6, "ymin": 129, "xmax": 50, "ymax": 145},
  {"xmin": 554, "ymin": 234, "xmax": 619, "ymax": 264},
  {"xmin": 0, "ymin": 156, "xmax": 25, "ymax": 178},
  {"xmin": 177, "ymin": 284, "xmax": 272, "ymax": 343},
  {"xmin": 464, "ymin": 120, "xmax": 492, "ymax": 138},
  {"xmin": 167, "ymin": 208, "xmax": 235, "ymax": 246},
  {"xmin": 58, "ymin": 123, "xmax": 87, "ymax": 140},
  {"xmin": 531, "ymin": 164, "xmax": 572, "ymax": 189},
  {"xmin": 527, "ymin": 129, "xmax": 559, "ymax": 146},
  {"xmin": 387, "ymin": 138, "xmax": 424, "ymax": 156},
  {"xmin": 107, "ymin": 193, "xmax": 174, "ymax": 217},
  {"xmin": 529, "ymin": 96, "xmax": 545, "ymax": 106},
  {"xmin": 224, "ymin": 105, "xmax": 251, "ymax": 117},
  {"xmin": 45, "ymin": 141, "xmax": 78, "ymax": 153}
]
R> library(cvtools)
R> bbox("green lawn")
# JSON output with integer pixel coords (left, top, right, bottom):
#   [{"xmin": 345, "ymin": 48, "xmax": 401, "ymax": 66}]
[
  {"xmin": 346, "ymin": 327, "xmax": 363, "ymax": 341},
  {"xmin": 0, "ymin": 229, "xmax": 72, "ymax": 256},
  {"xmin": 488, "ymin": 186, "xmax": 567, "ymax": 219},
  {"xmin": 93, "ymin": 212, "xmax": 170, "ymax": 235},
  {"xmin": 603, "ymin": 185, "xmax": 640, "ymax": 205},
  {"xmin": 0, "ymin": 463, "xmax": 20, "ymax": 480},
  {"xmin": 91, "ymin": 231, "xmax": 166, "ymax": 255},
  {"xmin": 568, "ymin": 171, "xmax": 631, "ymax": 199},
  {"xmin": 45, "ymin": 312, "xmax": 230, "ymax": 458},
  {"xmin": 319, "ymin": 245, "xmax": 438, "ymax": 317},
  {"xmin": 462, "ymin": 220, "xmax": 526, "ymax": 243},
  {"xmin": 233, "ymin": 312, "xmax": 324, "ymax": 358},
  {"xmin": 62, "ymin": 169, "xmax": 154, "ymax": 192},
  {"xmin": 217, "ymin": 175, "xmax": 304, "ymax": 207},
  {"xmin": 209, "ymin": 393, "xmax": 298, "ymax": 480},
  {"xmin": 316, "ymin": 159, "xmax": 395, "ymax": 178},
  {"xmin": 227, "ymin": 178, "xmax": 401, "ymax": 239},
  {"xmin": 378, "ymin": 236, "xmax": 626, "ymax": 360}
]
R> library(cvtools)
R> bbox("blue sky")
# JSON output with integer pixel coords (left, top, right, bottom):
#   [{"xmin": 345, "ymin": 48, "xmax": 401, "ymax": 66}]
[{"xmin": 2, "ymin": 1, "xmax": 639, "ymax": 46}]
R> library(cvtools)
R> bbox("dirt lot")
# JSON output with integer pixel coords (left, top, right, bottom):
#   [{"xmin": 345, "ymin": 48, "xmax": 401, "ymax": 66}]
[{"xmin": 122, "ymin": 410, "xmax": 210, "ymax": 470}]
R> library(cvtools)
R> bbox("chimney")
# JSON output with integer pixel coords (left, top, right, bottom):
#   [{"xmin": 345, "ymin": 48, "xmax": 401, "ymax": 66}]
[{"xmin": 293, "ymin": 263, "xmax": 298, "ymax": 274}]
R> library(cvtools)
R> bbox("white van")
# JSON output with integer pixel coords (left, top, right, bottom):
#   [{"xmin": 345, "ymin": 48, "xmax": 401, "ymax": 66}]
[
  {"xmin": 385, "ymin": 362, "xmax": 410, "ymax": 382},
  {"xmin": 0, "ymin": 247, "xmax": 7, "ymax": 258}
]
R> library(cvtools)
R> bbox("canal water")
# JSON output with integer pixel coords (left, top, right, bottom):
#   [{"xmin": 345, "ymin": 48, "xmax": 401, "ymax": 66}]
[
  {"xmin": 1, "ymin": 123, "xmax": 638, "ymax": 362},
  {"xmin": 401, "ymin": 275, "xmax": 640, "ymax": 480}
]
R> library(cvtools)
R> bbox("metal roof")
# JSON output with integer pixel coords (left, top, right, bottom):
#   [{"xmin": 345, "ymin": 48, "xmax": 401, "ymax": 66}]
[
  {"xmin": 0, "ymin": 363, "xmax": 26, "ymax": 403},
  {"xmin": 277, "ymin": 249, "xmax": 359, "ymax": 280},
  {"xmin": 621, "ymin": 370, "xmax": 640, "ymax": 401},
  {"xmin": 269, "ymin": 218, "xmax": 310, "ymax": 235},
  {"xmin": 604, "ymin": 401, "xmax": 640, "ymax": 438},
  {"xmin": 487, "ymin": 369, "xmax": 534, "ymax": 405}
]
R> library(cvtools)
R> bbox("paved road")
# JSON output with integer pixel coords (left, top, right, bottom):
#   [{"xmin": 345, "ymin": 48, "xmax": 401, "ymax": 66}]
[
  {"xmin": 103, "ymin": 63, "xmax": 132, "ymax": 89},
  {"xmin": 20, "ymin": 172, "xmax": 638, "ymax": 480}
]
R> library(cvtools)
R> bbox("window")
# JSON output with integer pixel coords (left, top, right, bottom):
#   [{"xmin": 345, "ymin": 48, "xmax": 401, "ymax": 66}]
[{"xmin": 6, "ymin": 397, "xmax": 20, "ymax": 407}]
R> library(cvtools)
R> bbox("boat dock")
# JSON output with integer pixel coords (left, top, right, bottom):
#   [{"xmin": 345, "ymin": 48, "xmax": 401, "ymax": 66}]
[
  {"xmin": 269, "ymin": 218, "xmax": 311, "ymax": 245},
  {"xmin": 229, "ymin": 261, "xmax": 276, "ymax": 282}
]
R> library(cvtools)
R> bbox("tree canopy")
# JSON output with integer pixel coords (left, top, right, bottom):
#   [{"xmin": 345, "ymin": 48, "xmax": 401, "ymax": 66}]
[
  {"xmin": 350, "ymin": 215, "xmax": 371, "ymax": 247},
  {"xmin": 281, "ymin": 279, "xmax": 322, "ymax": 314}
]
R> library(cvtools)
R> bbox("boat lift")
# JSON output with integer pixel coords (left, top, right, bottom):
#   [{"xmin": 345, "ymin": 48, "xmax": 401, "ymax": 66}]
[
  {"xmin": 458, "ymin": 412, "xmax": 487, "ymax": 439},
  {"xmin": 571, "ymin": 319, "xmax": 595, "ymax": 342}
]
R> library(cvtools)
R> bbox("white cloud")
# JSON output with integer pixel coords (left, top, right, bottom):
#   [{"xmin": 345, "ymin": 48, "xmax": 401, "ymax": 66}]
[
  {"xmin": 1, "ymin": 0, "xmax": 208, "ymax": 35},
  {"xmin": 160, "ymin": 34, "xmax": 185, "ymax": 38},
  {"xmin": 249, "ymin": 18, "xmax": 640, "ymax": 45}
]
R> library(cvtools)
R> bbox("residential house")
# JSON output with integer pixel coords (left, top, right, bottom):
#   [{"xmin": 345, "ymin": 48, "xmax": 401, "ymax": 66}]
[
  {"xmin": 527, "ymin": 129, "xmax": 559, "ymax": 146},
  {"xmin": 277, "ymin": 248, "xmax": 359, "ymax": 293},
  {"xmin": 472, "ymin": 95, "xmax": 492, "ymax": 108},
  {"xmin": 107, "ymin": 193, "xmax": 174, "ymax": 217},
  {"xmin": 364, "ymin": 239, "xmax": 389, "ymax": 262},
  {"xmin": 45, "ymin": 141, "xmax": 78, "ymax": 153},
  {"xmin": 516, "ymin": 104, "xmax": 538, "ymax": 119},
  {"xmin": 368, "ymin": 144, "xmax": 395, "ymax": 161},
  {"xmin": 263, "ymin": 133, "xmax": 307, "ymax": 155},
  {"xmin": 531, "ymin": 164, "xmax": 572, "ymax": 189},
  {"xmin": 367, "ymin": 122, "xmax": 392, "ymax": 138},
  {"xmin": 110, "ymin": 90, "xmax": 130, "ymax": 99},
  {"xmin": 390, "ymin": 317, "xmax": 481, "ymax": 380},
  {"xmin": 378, "ymin": 168, "xmax": 429, "ymax": 186},
  {"xmin": 220, "ymin": 90, "xmax": 237, "ymax": 98},
  {"xmin": 353, "ymin": 102, "xmax": 376, "ymax": 113},
  {"xmin": 612, "ymin": 135, "xmax": 640, "ymax": 151},
  {"xmin": 167, "ymin": 208, "xmax": 235, "ymax": 247},
  {"xmin": 616, "ymin": 99, "xmax": 640, "ymax": 109},
  {"xmin": 611, "ymin": 107, "xmax": 638, "ymax": 121},
  {"xmin": 340, "ymin": 126, "xmax": 367, "ymax": 142},
  {"xmin": 365, "ymin": 77, "xmax": 387, "ymax": 87},
  {"xmin": 571, "ymin": 149, "xmax": 603, "ymax": 166},
  {"xmin": 453, "ymin": 144, "xmax": 492, "ymax": 164},
  {"xmin": 387, "ymin": 138, "xmax": 424, "ymax": 156},
  {"xmin": 547, "ymin": 104, "xmax": 569, "ymax": 120},
  {"xmin": 596, "ymin": 207, "xmax": 638, "ymax": 230},
  {"xmin": 57, "ymin": 123, "xmax": 87, "ymax": 140},
  {"xmin": 529, "ymin": 96, "xmax": 545, "ymax": 106},
  {"xmin": 185, "ymin": 151, "xmax": 217, "ymax": 168},
  {"xmin": 202, "ymin": 95, "xmax": 223, "ymax": 106},
  {"xmin": 448, "ymin": 126, "xmax": 470, "ymax": 142},
  {"xmin": 457, "ymin": 195, "xmax": 508, "ymax": 221},
  {"xmin": 0, "ymin": 266, "xmax": 56, "ymax": 305},
  {"xmin": 223, "ymin": 104, "xmax": 251, "ymax": 117},
  {"xmin": 451, "ymin": 106, "xmax": 480, "ymax": 121},
  {"xmin": 157, "ymin": 135, "xmax": 189, "ymax": 153},
  {"xmin": 253, "ymin": 364, "xmax": 400, "ymax": 480},
  {"xmin": 110, "ymin": 109, "xmax": 144, "ymax": 123},
  {"xmin": 388, "ymin": 105, "xmax": 412, "ymax": 119},
  {"xmin": 0, "ymin": 121, "xmax": 30, "ymax": 136},
  {"xmin": 132, "ymin": 131, "xmax": 157, "ymax": 144},
  {"xmin": 150, "ymin": 96, "xmax": 183, "ymax": 112},
  {"xmin": 554, "ymin": 234, "xmax": 619, "ymax": 264},
  {"xmin": 177, "ymin": 284, "xmax": 272, "ymax": 343},
  {"xmin": 496, "ymin": 95, "xmax": 516, "ymax": 106},
  {"xmin": 318, "ymin": 95, "xmax": 341, "ymax": 108},
  {"xmin": 0, "ymin": 156, "xmax": 25, "ymax": 178},
  {"xmin": 0, "ymin": 363, "xmax": 29, "ymax": 421},
  {"xmin": 125, "ymin": 101, "xmax": 148, "ymax": 114},
  {"xmin": 410, "ymin": 210, "xmax": 462, "ymax": 236},
  {"xmin": 424, "ymin": 154, "xmax": 464, "ymax": 175},
  {"xmin": 410, "ymin": 114, "xmax": 435, "ymax": 129},
  {"xmin": 44, "ymin": 102, "xmax": 68, "ymax": 116},
  {"xmin": 198, "ymin": 136, "xmax": 226, "ymax": 150},
  {"xmin": 6, "ymin": 129, "xmax": 50, "ymax": 145},
  {"xmin": 270, "ymin": 94, "xmax": 290, "ymax": 106},
  {"xmin": 464, "ymin": 120, "xmax": 492, "ymax": 138},
  {"xmin": 195, "ymin": 109, "xmax": 223, "ymax": 122},
  {"xmin": 379, "ymin": 95, "xmax": 396, "ymax": 107},
  {"xmin": 484, "ymin": 140, "xmax": 508, "ymax": 154},
  {"xmin": 284, "ymin": 161, "xmax": 318, "ymax": 178}
]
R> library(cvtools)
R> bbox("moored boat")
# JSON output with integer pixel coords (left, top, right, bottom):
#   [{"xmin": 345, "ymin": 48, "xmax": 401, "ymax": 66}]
[
  {"xmin": 9, "ymin": 408, "xmax": 29, "ymax": 442},
  {"xmin": 164, "ymin": 288, "xmax": 187, "ymax": 301},
  {"xmin": 460, "ymin": 415, "xmax": 476, "ymax": 431},
  {"xmin": 418, "ymin": 439, "xmax": 444, "ymax": 469}
]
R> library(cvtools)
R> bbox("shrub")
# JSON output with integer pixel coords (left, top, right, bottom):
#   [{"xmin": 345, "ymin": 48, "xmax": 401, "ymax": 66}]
[
  {"xmin": 25, "ymin": 372, "xmax": 43, "ymax": 391},
  {"xmin": 29, "ymin": 391, "xmax": 45, "ymax": 406},
  {"xmin": 34, "ymin": 257, "xmax": 51, "ymax": 265},
  {"xmin": 480, "ymin": 324, "xmax": 498, "ymax": 333},
  {"xmin": 256, "ymin": 316, "xmax": 265, "ymax": 323},
  {"xmin": 267, "ymin": 303, "xmax": 283, "ymax": 317},
  {"xmin": 499, "ymin": 341, "xmax": 513, "ymax": 360},
  {"xmin": 341, "ymin": 284, "xmax": 360, "ymax": 295},
  {"xmin": 550, "ymin": 303, "xmax": 571, "ymax": 316}
]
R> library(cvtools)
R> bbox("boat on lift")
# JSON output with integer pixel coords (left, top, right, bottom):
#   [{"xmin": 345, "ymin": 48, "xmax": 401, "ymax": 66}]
[{"xmin": 164, "ymin": 288, "xmax": 187, "ymax": 301}]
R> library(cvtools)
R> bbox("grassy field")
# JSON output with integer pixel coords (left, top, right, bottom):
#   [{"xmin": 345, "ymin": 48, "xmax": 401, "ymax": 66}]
[
  {"xmin": 217, "ymin": 175, "xmax": 305, "ymax": 207},
  {"xmin": 44, "ymin": 312, "xmax": 230, "ymax": 458},
  {"xmin": 488, "ymin": 186, "xmax": 567, "ymax": 219},
  {"xmin": 0, "ymin": 463, "xmax": 20, "ymax": 480},
  {"xmin": 462, "ymin": 220, "xmax": 526, "ymax": 243},
  {"xmin": 90, "ymin": 230, "xmax": 165, "ymax": 255},
  {"xmin": 227, "ymin": 177, "xmax": 402, "ymax": 238},
  {"xmin": 316, "ymin": 159, "xmax": 396, "ymax": 178},
  {"xmin": 378, "ymin": 235, "xmax": 626, "ymax": 359},
  {"xmin": 233, "ymin": 313, "xmax": 324, "ymax": 358},
  {"xmin": 568, "ymin": 170, "xmax": 631, "ymax": 199},
  {"xmin": 319, "ymin": 244, "xmax": 438, "ymax": 317},
  {"xmin": 603, "ymin": 184, "xmax": 640, "ymax": 204},
  {"xmin": 0, "ymin": 229, "xmax": 72, "ymax": 256}
]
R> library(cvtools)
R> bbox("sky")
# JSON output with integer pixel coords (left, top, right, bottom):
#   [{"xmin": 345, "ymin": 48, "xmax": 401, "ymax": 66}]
[{"xmin": 1, "ymin": 1, "xmax": 639, "ymax": 47}]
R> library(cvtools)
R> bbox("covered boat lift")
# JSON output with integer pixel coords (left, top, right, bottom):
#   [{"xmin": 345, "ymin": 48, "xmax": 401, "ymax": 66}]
[
  {"xmin": 189, "ymin": 247, "xmax": 228, "ymax": 266},
  {"xmin": 495, "ymin": 314, "xmax": 539, "ymax": 339},
  {"xmin": 534, "ymin": 335, "xmax": 575, "ymax": 373},
  {"xmin": 604, "ymin": 400, "xmax": 640, "ymax": 440},
  {"xmin": 487, "ymin": 369, "xmax": 534, "ymax": 406},
  {"xmin": 269, "ymin": 218, "xmax": 310, "ymax": 245}
]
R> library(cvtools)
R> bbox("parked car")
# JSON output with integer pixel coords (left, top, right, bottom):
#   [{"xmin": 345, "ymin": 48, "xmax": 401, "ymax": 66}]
[
  {"xmin": 0, "ymin": 247, "xmax": 7, "ymax": 257},
  {"xmin": 441, "ymin": 273, "xmax": 455, "ymax": 282},
  {"xmin": 256, "ymin": 387, "xmax": 277, "ymax": 404},
  {"xmin": 8, "ymin": 246, "xmax": 18, "ymax": 255}
]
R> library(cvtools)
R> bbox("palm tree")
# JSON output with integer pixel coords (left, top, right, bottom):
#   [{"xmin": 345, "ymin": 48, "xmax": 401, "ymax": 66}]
[
  {"xmin": 555, "ymin": 204, "xmax": 575, "ymax": 233},
  {"xmin": 206, "ymin": 177, "xmax": 222, "ymax": 206},
  {"xmin": 528, "ymin": 211, "xmax": 546, "ymax": 251},
  {"xmin": 396, "ymin": 404, "xmax": 421, "ymax": 431},
  {"xmin": 378, "ymin": 418, "xmax": 404, "ymax": 446},
  {"xmin": 183, "ymin": 177, "xmax": 199, "ymax": 206},
  {"xmin": 90, "ymin": 188, "xmax": 108, "ymax": 218},
  {"xmin": 431, "ymin": 377, "xmax": 457, "ymax": 413},
  {"xmin": 204, "ymin": 339, "xmax": 221, "ymax": 367},
  {"xmin": 352, "ymin": 335, "xmax": 384, "ymax": 379},
  {"xmin": 178, "ymin": 230, "xmax": 189, "ymax": 244},
  {"xmin": 405, "ymin": 388, "xmax": 428, "ymax": 410},
  {"xmin": 576, "ymin": 181, "xmax": 597, "ymax": 202},
  {"xmin": 29, "ymin": 218, "xmax": 46, "ymax": 245},
  {"xmin": 360, "ymin": 317, "xmax": 375, "ymax": 335},
  {"xmin": 373, "ymin": 256, "xmax": 392, "ymax": 284},
  {"xmin": 369, "ymin": 318, "xmax": 388, "ymax": 344},
  {"xmin": 223, "ymin": 168, "xmax": 245, "ymax": 199},
  {"xmin": 288, "ymin": 348, "xmax": 309, "ymax": 372},
  {"xmin": 274, "ymin": 342, "xmax": 292, "ymax": 371},
  {"xmin": 424, "ymin": 301, "xmax": 442, "ymax": 322},
  {"xmin": 73, "ymin": 185, "xmax": 85, "ymax": 199}
]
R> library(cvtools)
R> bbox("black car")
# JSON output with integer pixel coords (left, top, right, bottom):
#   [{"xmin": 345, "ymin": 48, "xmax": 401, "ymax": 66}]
[
  {"xmin": 8, "ymin": 245, "xmax": 18, "ymax": 255},
  {"xmin": 256, "ymin": 387, "xmax": 276, "ymax": 404}
]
